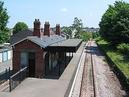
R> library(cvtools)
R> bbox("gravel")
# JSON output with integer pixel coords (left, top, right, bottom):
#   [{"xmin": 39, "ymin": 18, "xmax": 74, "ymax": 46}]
[
  {"xmin": 92, "ymin": 41, "xmax": 126, "ymax": 97},
  {"xmin": 70, "ymin": 41, "xmax": 127, "ymax": 97}
]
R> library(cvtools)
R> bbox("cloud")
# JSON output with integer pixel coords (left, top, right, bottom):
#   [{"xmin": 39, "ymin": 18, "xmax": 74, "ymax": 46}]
[{"xmin": 60, "ymin": 8, "xmax": 68, "ymax": 12}]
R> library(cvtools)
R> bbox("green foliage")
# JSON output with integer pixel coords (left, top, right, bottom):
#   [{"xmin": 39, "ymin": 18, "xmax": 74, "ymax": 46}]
[
  {"xmin": 99, "ymin": 1, "xmax": 129, "ymax": 44},
  {"xmin": 62, "ymin": 26, "xmax": 72, "ymax": 38},
  {"xmin": 0, "ymin": 1, "xmax": 10, "ymax": 44},
  {"xmin": 13, "ymin": 22, "xmax": 28, "ymax": 34},
  {"xmin": 97, "ymin": 38, "xmax": 129, "ymax": 81},
  {"xmin": 117, "ymin": 43, "xmax": 129, "ymax": 55},
  {"xmin": 80, "ymin": 32, "xmax": 92, "ymax": 41},
  {"xmin": 0, "ymin": 2, "xmax": 9, "ymax": 31},
  {"xmin": 72, "ymin": 17, "xmax": 83, "ymax": 38},
  {"xmin": 92, "ymin": 32, "xmax": 100, "ymax": 39},
  {"xmin": 0, "ymin": 30, "xmax": 10, "ymax": 43},
  {"xmin": 62, "ymin": 17, "xmax": 84, "ymax": 39}
]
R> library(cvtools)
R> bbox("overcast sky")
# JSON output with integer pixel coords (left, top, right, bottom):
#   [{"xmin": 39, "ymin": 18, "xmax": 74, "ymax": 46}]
[{"xmin": 4, "ymin": 0, "xmax": 129, "ymax": 28}]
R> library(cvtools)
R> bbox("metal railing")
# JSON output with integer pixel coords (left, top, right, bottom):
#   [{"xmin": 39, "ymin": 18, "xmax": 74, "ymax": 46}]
[
  {"xmin": 0, "ymin": 67, "xmax": 11, "ymax": 84},
  {"xmin": 9, "ymin": 67, "xmax": 28, "ymax": 92}
]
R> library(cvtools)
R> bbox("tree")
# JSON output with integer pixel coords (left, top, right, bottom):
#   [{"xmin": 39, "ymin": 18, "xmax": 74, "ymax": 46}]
[
  {"xmin": 80, "ymin": 32, "xmax": 92, "ymax": 41},
  {"xmin": 92, "ymin": 32, "xmax": 100, "ymax": 39},
  {"xmin": 13, "ymin": 22, "xmax": 28, "ymax": 34},
  {"xmin": 72, "ymin": 17, "xmax": 83, "ymax": 38},
  {"xmin": 62, "ymin": 26, "xmax": 72, "ymax": 38},
  {"xmin": 0, "ymin": 1, "xmax": 10, "ymax": 44},
  {"xmin": 99, "ymin": 1, "xmax": 129, "ymax": 44}
]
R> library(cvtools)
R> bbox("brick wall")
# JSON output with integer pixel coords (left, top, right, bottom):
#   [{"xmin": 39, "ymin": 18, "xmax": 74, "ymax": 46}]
[{"xmin": 13, "ymin": 40, "xmax": 45, "ymax": 78}]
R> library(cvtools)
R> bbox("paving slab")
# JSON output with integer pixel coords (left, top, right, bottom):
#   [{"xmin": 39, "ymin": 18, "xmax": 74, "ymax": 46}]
[{"xmin": 0, "ymin": 42, "xmax": 85, "ymax": 97}]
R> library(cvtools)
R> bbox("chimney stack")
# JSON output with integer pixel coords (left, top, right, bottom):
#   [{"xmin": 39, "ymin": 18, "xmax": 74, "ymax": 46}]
[
  {"xmin": 56, "ymin": 24, "xmax": 61, "ymax": 35},
  {"xmin": 44, "ymin": 21, "xmax": 50, "ymax": 36},
  {"xmin": 33, "ymin": 19, "xmax": 41, "ymax": 37}
]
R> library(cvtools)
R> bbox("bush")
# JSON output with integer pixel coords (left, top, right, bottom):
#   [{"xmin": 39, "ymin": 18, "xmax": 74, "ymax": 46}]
[{"xmin": 117, "ymin": 43, "xmax": 129, "ymax": 55}]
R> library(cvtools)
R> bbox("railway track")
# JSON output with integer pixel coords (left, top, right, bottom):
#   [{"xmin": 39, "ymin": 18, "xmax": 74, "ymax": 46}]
[
  {"xmin": 69, "ymin": 41, "xmax": 126, "ymax": 97},
  {"xmin": 79, "ymin": 41, "xmax": 97, "ymax": 97}
]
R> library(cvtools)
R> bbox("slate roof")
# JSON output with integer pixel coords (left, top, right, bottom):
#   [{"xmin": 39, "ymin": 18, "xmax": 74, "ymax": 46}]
[
  {"xmin": 46, "ymin": 39, "xmax": 82, "ymax": 52},
  {"xmin": 10, "ymin": 29, "xmax": 81, "ymax": 50},
  {"xmin": 10, "ymin": 29, "xmax": 66, "ymax": 46},
  {"xmin": 10, "ymin": 29, "xmax": 33, "ymax": 45},
  {"xmin": 27, "ymin": 35, "xmax": 66, "ymax": 48},
  {"xmin": 11, "ymin": 35, "xmax": 66, "ymax": 48},
  {"xmin": 49, "ymin": 39, "xmax": 82, "ymax": 47}
]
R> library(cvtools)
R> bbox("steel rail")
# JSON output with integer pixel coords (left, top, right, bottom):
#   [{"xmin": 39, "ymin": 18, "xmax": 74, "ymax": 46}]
[
  {"xmin": 79, "ymin": 41, "xmax": 97, "ymax": 97},
  {"xmin": 91, "ymin": 42, "xmax": 97, "ymax": 97},
  {"xmin": 68, "ymin": 42, "xmax": 88, "ymax": 97}
]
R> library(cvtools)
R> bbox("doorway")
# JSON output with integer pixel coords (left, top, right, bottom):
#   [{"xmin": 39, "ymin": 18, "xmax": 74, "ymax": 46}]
[{"xmin": 28, "ymin": 52, "xmax": 35, "ymax": 77}]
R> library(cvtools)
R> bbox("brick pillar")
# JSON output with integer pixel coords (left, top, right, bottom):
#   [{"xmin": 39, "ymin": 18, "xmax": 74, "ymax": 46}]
[
  {"xmin": 13, "ymin": 49, "xmax": 20, "ymax": 73},
  {"xmin": 56, "ymin": 24, "xmax": 61, "ymax": 35},
  {"xmin": 33, "ymin": 19, "xmax": 41, "ymax": 37},
  {"xmin": 44, "ymin": 22, "xmax": 50, "ymax": 36},
  {"xmin": 35, "ymin": 49, "xmax": 44, "ymax": 78}
]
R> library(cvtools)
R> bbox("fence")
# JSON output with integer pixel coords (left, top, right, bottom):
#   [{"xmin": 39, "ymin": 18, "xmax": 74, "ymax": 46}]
[
  {"xmin": 0, "ymin": 67, "xmax": 11, "ymax": 84},
  {"xmin": 9, "ymin": 66, "xmax": 28, "ymax": 92}
]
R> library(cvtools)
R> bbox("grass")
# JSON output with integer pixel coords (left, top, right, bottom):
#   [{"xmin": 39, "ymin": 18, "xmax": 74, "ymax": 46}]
[{"xmin": 96, "ymin": 37, "xmax": 129, "ymax": 80}]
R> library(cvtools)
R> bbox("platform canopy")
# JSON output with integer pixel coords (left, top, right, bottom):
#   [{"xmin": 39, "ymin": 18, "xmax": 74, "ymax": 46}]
[{"xmin": 46, "ymin": 39, "xmax": 82, "ymax": 52}]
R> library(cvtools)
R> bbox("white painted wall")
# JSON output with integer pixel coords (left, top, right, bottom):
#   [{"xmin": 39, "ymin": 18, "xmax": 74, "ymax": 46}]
[
  {"xmin": 2, "ymin": 51, "xmax": 8, "ymax": 62},
  {"xmin": 8, "ymin": 50, "xmax": 12, "ymax": 60},
  {"xmin": 0, "ymin": 49, "xmax": 12, "ymax": 63}
]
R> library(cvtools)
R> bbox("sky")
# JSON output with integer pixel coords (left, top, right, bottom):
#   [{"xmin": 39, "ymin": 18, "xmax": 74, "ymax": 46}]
[{"xmin": 3, "ymin": 0, "xmax": 129, "ymax": 28}]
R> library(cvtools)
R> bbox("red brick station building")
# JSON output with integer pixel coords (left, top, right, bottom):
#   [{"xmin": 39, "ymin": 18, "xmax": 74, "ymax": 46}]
[{"xmin": 10, "ymin": 19, "xmax": 82, "ymax": 78}]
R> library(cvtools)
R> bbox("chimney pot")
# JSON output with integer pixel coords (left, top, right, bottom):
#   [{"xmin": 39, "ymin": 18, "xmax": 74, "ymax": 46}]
[
  {"xmin": 45, "ymin": 21, "xmax": 49, "ymax": 25},
  {"xmin": 56, "ymin": 24, "xmax": 61, "ymax": 35},
  {"xmin": 44, "ymin": 21, "xmax": 50, "ymax": 36},
  {"xmin": 33, "ymin": 19, "xmax": 41, "ymax": 37}
]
